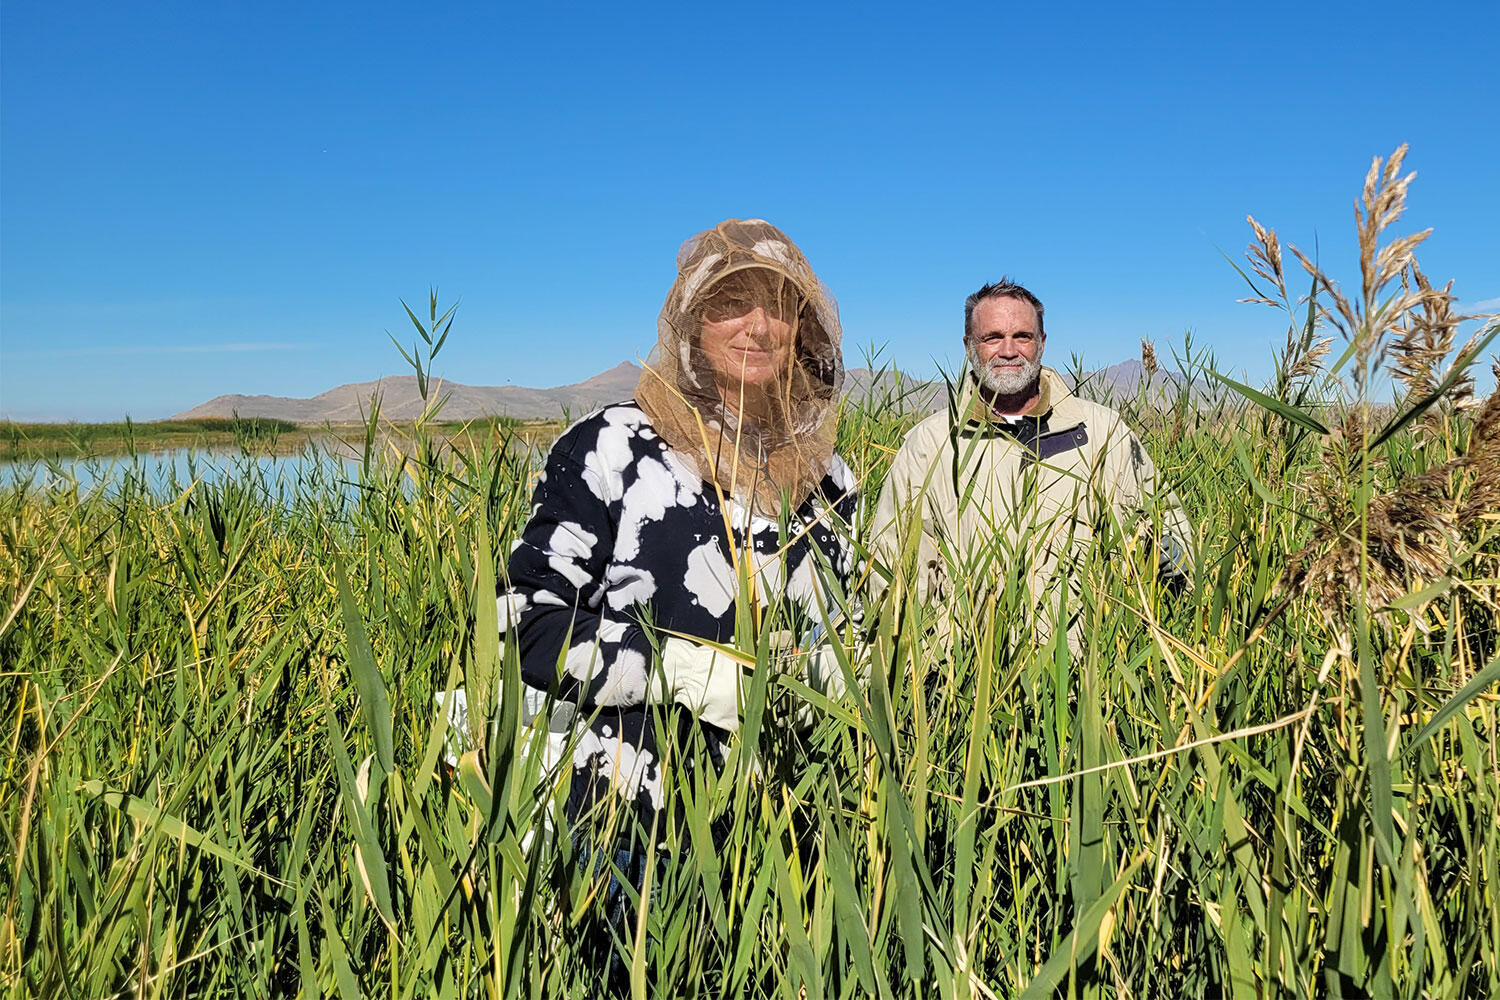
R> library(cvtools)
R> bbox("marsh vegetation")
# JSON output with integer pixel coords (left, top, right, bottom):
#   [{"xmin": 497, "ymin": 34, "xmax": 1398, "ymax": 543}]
[{"xmin": 0, "ymin": 415, "xmax": 559, "ymax": 463}]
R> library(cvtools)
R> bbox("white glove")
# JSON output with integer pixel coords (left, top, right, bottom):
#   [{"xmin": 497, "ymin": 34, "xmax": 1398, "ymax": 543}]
[
  {"xmin": 798, "ymin": 646, "xmax": 850, "ymax": 701},
  {"xmin": 787, "ymin": 644, "xmax": 865, "ymax": 728},
  {"xmin": 659, "ymin": 637, "xmax": 744, "ymax": 732},
  {"xmin": 762, "ymin": 631, "xmax": 851, "ymax": 700}
]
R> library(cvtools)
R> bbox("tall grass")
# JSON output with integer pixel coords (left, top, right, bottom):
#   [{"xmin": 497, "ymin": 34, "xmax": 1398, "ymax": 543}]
[{"xmin": 3, "ymin": 151, "xmax": 1498, "ymax": 997}]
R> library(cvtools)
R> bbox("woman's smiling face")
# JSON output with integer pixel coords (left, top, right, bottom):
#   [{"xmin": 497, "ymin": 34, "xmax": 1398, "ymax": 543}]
[{"xmin": 697, "ymin": 269, "xmax": 798, "ymax": 392}]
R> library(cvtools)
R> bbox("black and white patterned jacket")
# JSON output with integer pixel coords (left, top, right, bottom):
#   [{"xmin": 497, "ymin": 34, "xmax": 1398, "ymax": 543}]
[{"xmin": 504, "ymin": 401, "xmax": 858, "ymax": 834}]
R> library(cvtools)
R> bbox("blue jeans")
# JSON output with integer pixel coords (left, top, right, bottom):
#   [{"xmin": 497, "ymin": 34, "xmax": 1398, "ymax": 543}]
[{"xmin": 574, "ymin": 838, "xmax": 661, "ymax": 993}]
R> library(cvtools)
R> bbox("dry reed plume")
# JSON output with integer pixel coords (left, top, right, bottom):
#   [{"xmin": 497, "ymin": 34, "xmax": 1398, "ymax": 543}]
[
  {"xmin": 1241, "ymin": 214, "xmax": 1332, "ymax": 391},
  {"xmin": 1390, "ymin": 264, "xmax": 1485, "ymax": 420},
  {"xmin": 1283, "ymin": 414, "xmax": 1459, "ymax": 616},
  {"xmin": 1287, "ymin": 143, "xmax": 1446, "ymax": 388},
  {"xmin": 1237, "ymin": 146, "xmax": 1500, "ymax": 626},
  {"xmin": 1139, "ymin": 337, "xmax": 1158, "ymax": 383}
]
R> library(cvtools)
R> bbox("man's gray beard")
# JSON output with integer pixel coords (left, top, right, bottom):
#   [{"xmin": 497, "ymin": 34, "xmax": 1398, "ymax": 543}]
[{"xmin": 967, "ymin": 343, "xmax": 1042, "ymax": 398}]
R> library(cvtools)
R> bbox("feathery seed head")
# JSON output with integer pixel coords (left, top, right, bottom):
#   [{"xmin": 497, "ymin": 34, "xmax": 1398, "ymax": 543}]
[{"xmin": 1140, "ymin": 338, "xmax": 1158, "ymax": 382}]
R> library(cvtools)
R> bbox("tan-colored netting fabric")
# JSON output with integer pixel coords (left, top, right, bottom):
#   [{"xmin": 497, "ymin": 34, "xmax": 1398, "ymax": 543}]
[{"xmin": 636, "ymin": 219, "xmax": 843, "ymax": 514}]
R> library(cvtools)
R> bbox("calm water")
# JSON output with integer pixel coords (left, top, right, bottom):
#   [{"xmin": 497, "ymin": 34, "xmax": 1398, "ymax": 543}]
[{"xmin": 0, "ymin": 448, "xmax": 363, "ymax": 500}]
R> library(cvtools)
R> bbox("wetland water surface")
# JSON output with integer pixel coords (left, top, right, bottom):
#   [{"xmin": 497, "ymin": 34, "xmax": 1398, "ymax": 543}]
[{"xmin": 0, "ymin": 448, "xmax": 363, "ymax": 499}]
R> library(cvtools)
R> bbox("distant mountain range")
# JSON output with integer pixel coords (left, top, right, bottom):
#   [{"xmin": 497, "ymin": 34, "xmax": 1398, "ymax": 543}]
[
  {"xmin": 173, "ymin": 362, "xmax": 647, "ymax": 423},
  {"xmin": 172, "ymin": 360, "xmax": 1180, "ymax": 424}
]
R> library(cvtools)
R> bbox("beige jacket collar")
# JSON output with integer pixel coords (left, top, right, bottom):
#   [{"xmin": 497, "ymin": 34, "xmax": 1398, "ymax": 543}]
[{"xmin": 961, "ymin": 366, "xmax": 1072, "ymax": 430}]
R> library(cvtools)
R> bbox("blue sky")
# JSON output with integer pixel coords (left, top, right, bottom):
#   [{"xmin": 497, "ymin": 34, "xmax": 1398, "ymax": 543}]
[{"xmin": 2, "ymin": 0, "xmax": 1496, "ymax": 421}]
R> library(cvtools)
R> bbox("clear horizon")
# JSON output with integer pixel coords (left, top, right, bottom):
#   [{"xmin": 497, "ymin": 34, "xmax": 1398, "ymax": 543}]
[{"xmin": 3, "ymin": 0, "xmax": 1497, "ymax": 422}]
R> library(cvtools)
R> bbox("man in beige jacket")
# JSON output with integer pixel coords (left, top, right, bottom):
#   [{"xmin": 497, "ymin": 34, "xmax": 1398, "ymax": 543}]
[{"xmin": 870, "ymin": 279, "xmax": 1193, "ymax": 642}]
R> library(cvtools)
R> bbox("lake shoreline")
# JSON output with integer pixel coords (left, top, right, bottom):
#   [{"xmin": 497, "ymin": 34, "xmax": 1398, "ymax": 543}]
[{"xmin": 0, "ymin": 417, "xmax": 563, "ymax": 462}]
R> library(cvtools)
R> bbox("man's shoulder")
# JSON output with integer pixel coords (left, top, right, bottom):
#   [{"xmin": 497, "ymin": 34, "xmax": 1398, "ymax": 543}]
[
  {"xmin": 1048, "ymin": 384, "xmax": 1131, "ymax": 439},
  {"xmin": 896, "ymin": 408, "xmax": 958, "ymax": 455}
]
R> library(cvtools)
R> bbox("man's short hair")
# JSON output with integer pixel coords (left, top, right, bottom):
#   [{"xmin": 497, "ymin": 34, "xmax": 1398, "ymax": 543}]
[{"xmin": 964, "ymin": 279, "xmax": 1045, "ymax": 340}]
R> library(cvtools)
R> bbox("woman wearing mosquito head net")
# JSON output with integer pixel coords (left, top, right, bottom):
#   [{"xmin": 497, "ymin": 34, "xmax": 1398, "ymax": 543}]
[{"xmin": 503, "ymin": 219, "xmax": 858, "ymax": 859}]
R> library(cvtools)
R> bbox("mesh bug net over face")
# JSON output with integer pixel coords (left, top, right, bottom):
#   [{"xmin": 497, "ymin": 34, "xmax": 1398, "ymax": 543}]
[{"xmin": 636, "ymin": 219, "xmax": 844, "ymax": 513}]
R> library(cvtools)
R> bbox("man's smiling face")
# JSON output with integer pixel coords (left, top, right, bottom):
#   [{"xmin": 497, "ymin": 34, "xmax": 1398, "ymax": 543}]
[{"xmin": 966, "ymin": 295, "xmax": 1045, "ymax": 397}]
